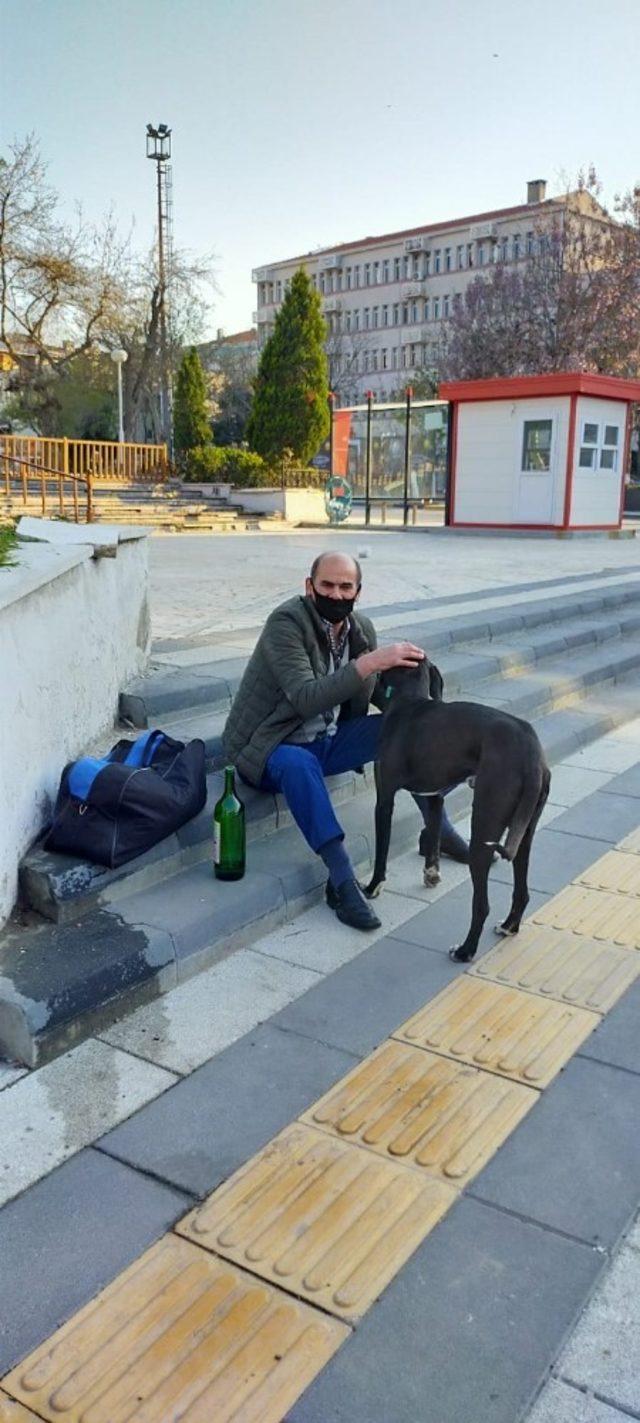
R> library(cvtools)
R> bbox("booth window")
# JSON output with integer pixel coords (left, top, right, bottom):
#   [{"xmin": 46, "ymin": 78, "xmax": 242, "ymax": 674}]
[
  {"xmin": 579, "ymin": 421, "xmax": 620, "ymax": 471},
  {"xmin": 522, "ymin": 419, "xmax": 553, "ymax": 471}
]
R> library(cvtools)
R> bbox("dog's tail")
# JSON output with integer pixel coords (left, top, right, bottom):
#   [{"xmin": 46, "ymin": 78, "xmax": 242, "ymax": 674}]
[{"xmin": 486, "ymin": 766, "xmax": 544, "ymax": 862}]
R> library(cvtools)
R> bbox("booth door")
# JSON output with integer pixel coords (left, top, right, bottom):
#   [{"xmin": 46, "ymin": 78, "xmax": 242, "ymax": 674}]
[{"xmin": 516, "ymin": 417, "xmax": 556, "ymax": 523}]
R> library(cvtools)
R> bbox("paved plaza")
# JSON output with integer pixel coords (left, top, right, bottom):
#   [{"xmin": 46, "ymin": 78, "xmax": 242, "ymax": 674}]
[{"xmin": 1, "ymin": 529, "xmax": 640, "ymax": 1422}]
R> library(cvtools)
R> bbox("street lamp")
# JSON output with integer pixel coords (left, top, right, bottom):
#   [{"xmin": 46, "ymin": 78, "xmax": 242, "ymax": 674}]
[{"xmin": 110, "ymin": 348, "xmax": 128, "ymax": 443}]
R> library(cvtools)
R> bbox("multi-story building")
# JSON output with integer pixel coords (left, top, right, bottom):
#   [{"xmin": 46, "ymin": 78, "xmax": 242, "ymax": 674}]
[{"xmin": 252, "ymin": 179, "xmax": 601, "ymax": 404}]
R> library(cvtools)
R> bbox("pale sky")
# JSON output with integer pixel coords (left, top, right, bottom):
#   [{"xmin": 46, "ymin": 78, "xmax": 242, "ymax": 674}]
[{"xmin": 3, "ymin": 0, "xmax": 639, "ymax": 338}]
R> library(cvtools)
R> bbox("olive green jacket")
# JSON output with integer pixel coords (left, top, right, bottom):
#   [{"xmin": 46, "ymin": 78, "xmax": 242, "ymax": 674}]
[{"xmin": 222, "ymin": 595, "xmax": 381, "ymax": 785}]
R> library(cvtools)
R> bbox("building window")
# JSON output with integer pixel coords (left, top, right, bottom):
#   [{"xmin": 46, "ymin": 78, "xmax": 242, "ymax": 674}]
[
  {"xmin": 522, "ymin": 419, "xmax": 553, "ymax": 471},
  {"xmin": 354, "ymin": 265, "xmax": 360, "ymax": 287},
  {"xmin": 578, "ymin": 421, "xmax": 621, "ymax": 471},
  {"xmin": 363, "ymin": 308, "xmax": 370, "ymax": 329},
  {"xmin": 391, "ymin": 347, "xmax": 397, "ymax": 369},
  {"xmin": 372, "ymin": 306, "xmax": 379, "ymax": 328},
  {"xmin": 457, "ymin": 245, "xmax": 464, "ymax": 269},
  {"xmin": 403, "ymin": 255, "xmax": 411, "ymax": 278},
  {"xmin": 443, "ymin": 294, "xmax": 450, "ymax": 317},
  {"xmin": 402, "ymin": 303, "xmax": 409, "ymax": 324},
  {"xmin": 433, "ymin": 297, "xmax": 441, "ymax": 319},
  {"xmin": 600, "ymin": 424, "xmax": 620, "ymax": 470},
  {"xmin": 477, "ymin": 244, "xmax": 485, "ymax": 266},
  {"xmin": 372, "ymin": 261, "xmax": 379, "ymax": 284},
  {"xmin": 345, "ymin": 310, "xmax": 351, "ymax": 332},
  {"xmin": 444, "ymin": 247, "xmax": 452, "ymax": 271},
  {"xmin": 467, "ymin": 243, "xmax": 474, "ymax": 267},
  {"xmin": 393, "ymin": 303, "xmax": 400, "ymax": 325},
  {"xmin": 513, "ymin": 233, "xmax": 521, "ymax": 260},
  {"xmin": 433, "ymin": 249, "xmax": 441, "ymax": 273},
  {"xmin": 336, "ymin": 271, "xmax": 343, "ymax": 291},
  {"xmin": 411, "ymin": 301, "xmax": 418, "ymax": 323},
  {"xmin": 345, "ymin": 267, "xmax": 352, "ymax": 289},
  {"xmin": 412, "ymin": 254, "xmax": 420, "ymax": 277},
  {"xmin": 372, "ymin": 350, "xmax": 378, "ymax": 371},
  {"xmin": 319, "ymin": 274, "xmax": 326, "ymax": 294},
  {"xmin": 499, "ymin": 237, "xmax": 509, "ymax": 261},
  {"xmin": 353, "ymin": 310, "xmax": 360, "ymax": 330},
  {"xmin": 526, "ymin": 231, "xmax": 535, "ymax": 255},
  {"xmin": 381, "ymin": 349, "xmax": 388, "ymax": 369},
  {"xmin": 394, "ymin": 257, "xmax": 401, "ymax": 281},
  {"xmin": 424, "ymin": 297, "xmax": 430, "ymax": 321},
  {"xmin": 382, "ymin": 304, "xmax": 389, "ymax": 326},
  {"xmin": 424, "ymin": 251, "xmax": 431, "ymax": 275},
  {"xmin": 364, "ymin": 263, "xmax": 370, "ymax": 286},
  {"xmin": 382, "ymin": 259, "xmax": 390, "ymax": 282}
]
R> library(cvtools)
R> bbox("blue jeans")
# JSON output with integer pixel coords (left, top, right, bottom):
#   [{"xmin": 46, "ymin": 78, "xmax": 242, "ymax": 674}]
[{"xmin": 260, "ymin": 715, "xmax": 457, "ymax": 853}]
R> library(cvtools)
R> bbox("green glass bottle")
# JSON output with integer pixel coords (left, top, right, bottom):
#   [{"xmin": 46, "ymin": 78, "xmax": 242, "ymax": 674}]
[{"xmin": 213, "ymin": 765, "xmax": 246, "ymax": 881}]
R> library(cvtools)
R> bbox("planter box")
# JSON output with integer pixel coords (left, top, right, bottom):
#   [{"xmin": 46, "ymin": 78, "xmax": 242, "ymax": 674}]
[{"xmin": 233, "ymin": 487, "xmax": 327, "ymax": 525}]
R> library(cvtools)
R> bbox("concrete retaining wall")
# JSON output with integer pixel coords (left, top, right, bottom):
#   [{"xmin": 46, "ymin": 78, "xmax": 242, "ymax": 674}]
[{"xmin": 0, "ymin": 522, "xmax": 150, "ymax": 928}]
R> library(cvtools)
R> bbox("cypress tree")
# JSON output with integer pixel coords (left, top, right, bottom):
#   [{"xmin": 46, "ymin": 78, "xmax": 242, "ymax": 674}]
[
  {"xmin": 173, "ymin": 347, "xmax": 211, "ymax": 454},
  {"xmin": 247, "ymin": 267, "xmax": 329, "ymax": 464}
]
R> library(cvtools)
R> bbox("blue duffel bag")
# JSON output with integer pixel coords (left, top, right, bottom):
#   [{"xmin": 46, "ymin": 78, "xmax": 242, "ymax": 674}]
[{"xmin": 43, "ymin": 729, "xmax": 207, "ymax": 868}]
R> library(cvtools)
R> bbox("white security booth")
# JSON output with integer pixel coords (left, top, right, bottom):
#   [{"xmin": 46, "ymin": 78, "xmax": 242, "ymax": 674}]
[{"xmin": 439, "ymin": 373, "xmax": 640, "ymax": 532}]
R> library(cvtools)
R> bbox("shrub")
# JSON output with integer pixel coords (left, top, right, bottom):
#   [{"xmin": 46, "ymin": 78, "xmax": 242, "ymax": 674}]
[{"xmin": 183, "ymin": 445, "xmax": 328, "ymax": 490}]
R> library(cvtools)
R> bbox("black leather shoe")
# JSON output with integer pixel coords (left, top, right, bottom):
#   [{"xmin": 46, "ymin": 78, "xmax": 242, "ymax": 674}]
[
  {"xmin": 326, "ymin": 878, "xmax": 381, "ymax": 931},
  {"xmin": 439, "ymin": 825, "xmax": 470, "ymax": 864}
]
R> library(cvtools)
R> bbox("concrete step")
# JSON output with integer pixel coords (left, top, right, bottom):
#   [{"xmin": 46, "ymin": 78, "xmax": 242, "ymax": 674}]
[{"xmin": 4, "ymin": 680, "xmax": 640, "ymax": 1067}]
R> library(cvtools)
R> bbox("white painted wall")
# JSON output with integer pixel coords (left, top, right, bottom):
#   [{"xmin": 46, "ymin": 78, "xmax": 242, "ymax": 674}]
[
  {"xmin": 0, "ymin": 527, "xmax": 150, "ymax": 927},
  {"xmin": 453, "ymin": 397, "xmax": 570, "ymax": 526},
  {"xmin": 569, "ymin": 396, "xmax": 626, "ymax": 527},
  {"xmin": 233, "ymin": 488, "xmax": 327, "ymax": 524}
]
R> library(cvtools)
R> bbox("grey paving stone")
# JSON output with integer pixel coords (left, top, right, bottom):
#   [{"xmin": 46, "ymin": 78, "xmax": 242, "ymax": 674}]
[
  {"xmin": 548, "ymin": 791, "xmax": 640, "ymax": 845},
  {"xmin": 599, "ymin": 760, "xmax": 640, "ymax": 799},
  {"xmin": 387, "ymin": 878, "xmax": 550, "ymax": 956},
  {"xmin": 489, "ymin": 827, "xmax": 612, "ymax": 895},
  {"xmin": 578, "ymin": 977, "xmax": 640, "ymax": 1076},
  {"xmin": 0, "ymin": 1147, "xmax": 189, "ymax": 1374},
  {"xmin": 470, "ymin": 1057, "xmax": 640, "ymax": 1247},
  {"xmin": 270, "ymin": 934, "xmax": 463, "ymax": 1057},
  {"xmin": 527, "ymin": 1379, "xmax": 630, "ymax": 1422},
  {"xmin": 96, "ymin": 1021, "xmax": 355, "ymax": 1197},
  {"xmin": 286, "ymin": 1196, "xmax": 602, "ymax": 1423},
  {"xmin": 560, "ymin": 1243, "xmax": 640, "ymax": 1415}
]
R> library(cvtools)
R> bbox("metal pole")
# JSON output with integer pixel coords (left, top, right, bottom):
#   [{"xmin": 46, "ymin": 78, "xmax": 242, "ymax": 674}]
[
  {"xmin": 328, "ymin": 391, "xmax": 335, "ymax": 478},
  {"xmin": 156, "ymin": 161, "xmax": 170, "ymax": 450},
  {"xmin": 117, "ymin": 362, "xmax": 125, "ymax": 443},
  {"xmin": 403, "ymin": 385, "xmax": 412, "ymax": 526},
  {"xmin": 365, "ymin": 390, "xmax": 373, "ymax": 527}
]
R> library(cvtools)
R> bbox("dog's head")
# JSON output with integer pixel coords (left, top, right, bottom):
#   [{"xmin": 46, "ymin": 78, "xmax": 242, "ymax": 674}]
[{"xmin": 380, "ymin": 657, "xmax": 444, "ymax": 707}]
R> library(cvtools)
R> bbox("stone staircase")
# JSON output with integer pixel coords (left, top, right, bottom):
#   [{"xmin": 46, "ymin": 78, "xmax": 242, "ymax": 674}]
[
  {"xmin": 1, "ymin": 481, "xmax": 282, "ymax": 533},
  {"xmin": 4, "ymin": 571, "xmax": 640, "ymax": 1068}
]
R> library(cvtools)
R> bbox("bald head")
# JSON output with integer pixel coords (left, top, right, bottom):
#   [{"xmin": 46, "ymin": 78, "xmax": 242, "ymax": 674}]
[{"xmin": 309, "ymin": 551, "xmax": 362, "ymax": 588}]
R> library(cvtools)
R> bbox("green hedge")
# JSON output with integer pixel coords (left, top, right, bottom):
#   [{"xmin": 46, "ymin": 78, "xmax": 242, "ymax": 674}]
[{"xmin": 182, "ymin": 445, "xmax": 326, "ymax": 489}]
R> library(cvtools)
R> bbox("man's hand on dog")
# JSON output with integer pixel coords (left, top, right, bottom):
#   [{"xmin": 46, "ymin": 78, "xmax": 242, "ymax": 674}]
[{"xmin": 356, "ymin": 642, "xmax": 425, "ymax": 679}]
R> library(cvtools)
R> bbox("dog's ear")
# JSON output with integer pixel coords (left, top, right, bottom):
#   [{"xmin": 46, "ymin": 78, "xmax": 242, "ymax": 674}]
[{"xmin": 428, "ymin": 661, "xmax": 444, "ymax": 701}]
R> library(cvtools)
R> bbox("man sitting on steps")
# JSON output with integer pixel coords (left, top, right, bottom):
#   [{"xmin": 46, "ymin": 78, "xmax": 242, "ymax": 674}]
[{"xmin": 222, "ymin": 551, "xmax": 468, "ymax": 931}]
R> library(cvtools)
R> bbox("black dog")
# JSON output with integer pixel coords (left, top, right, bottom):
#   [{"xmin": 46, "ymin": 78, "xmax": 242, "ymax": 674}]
[{"xmin": 365, "ymin": 659, "xmax": 550, "ymax": 963}]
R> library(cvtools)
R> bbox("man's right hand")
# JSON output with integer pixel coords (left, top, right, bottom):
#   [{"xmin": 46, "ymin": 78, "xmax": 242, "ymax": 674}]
[{"xmin": 356, "ymin": 642, "xmax": 426, "ymax": 680}]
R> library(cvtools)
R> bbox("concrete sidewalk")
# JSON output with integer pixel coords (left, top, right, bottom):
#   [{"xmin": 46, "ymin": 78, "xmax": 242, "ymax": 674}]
[{"xmin": 2, "ymin": 718, "xmax": 639, "ymax": 1421}]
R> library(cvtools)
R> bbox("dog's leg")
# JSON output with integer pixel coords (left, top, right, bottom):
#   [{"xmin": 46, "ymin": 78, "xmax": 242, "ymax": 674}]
[
  {"xmin": 364, "ymin": 794, "xmax": 395, "ymax": 898},
  {"xmin": 449, "ymin": 768, "xmax": 513, "ymax": 964},
  {"xmin": 448, "ymin": 839, "xmax": 494, "ymax": 963},
  {"xmin": 417, "ymin": 794, "xmax": 443, "ymax": 887},
  {"xmin": 497, "ymin": 770, "xmax": 550, "ymax": 937}
]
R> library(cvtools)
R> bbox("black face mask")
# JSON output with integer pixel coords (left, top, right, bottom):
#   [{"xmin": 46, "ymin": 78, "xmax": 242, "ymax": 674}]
[{"xmin": 311, "ymin": 586, "xmax": 357, "ymax": 624}]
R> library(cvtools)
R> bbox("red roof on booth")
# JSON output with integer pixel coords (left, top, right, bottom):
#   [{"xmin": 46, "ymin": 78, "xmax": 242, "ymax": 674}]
[{"xmin": 439, "ymin": 372, "xmax": 640, "ymax": 403}]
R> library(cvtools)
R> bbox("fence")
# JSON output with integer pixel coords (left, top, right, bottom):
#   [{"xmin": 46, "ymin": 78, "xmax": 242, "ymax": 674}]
[
  {"xmin": 329, "ymin": 393, "xmax": 450, "ymax": 525},
  {"xmin": 0, "ymin": 435, "xmax": 169, "ymax": 523}
]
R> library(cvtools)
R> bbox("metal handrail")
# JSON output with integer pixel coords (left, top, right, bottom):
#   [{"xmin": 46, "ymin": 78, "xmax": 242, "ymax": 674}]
[{"xmin": 1, "ymin": 452, "xmax": 93, "ymax": 523}]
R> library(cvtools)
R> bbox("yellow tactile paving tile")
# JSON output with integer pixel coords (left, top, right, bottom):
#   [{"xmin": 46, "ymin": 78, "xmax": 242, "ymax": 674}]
[
  {"xmin": 618, "ymin": 825, "xmax": 640, "ymax": 854},
  {"xmin": 177, "ymin": 1122, "xmax": 456, "ymax": 1322},
  {"xmin": 393, "ymin": 976, "xmax": 598, "ymax": 1087},
  {"xmin": 531, "ymin": 885, "xmax": 640, "ymax": 946},
  {"xmin": 0, "ymin": 1396, "xmax": 42, "ymax": 1422},
  {"xmin": 468, "ymin": 922, "xmax": 640, "ymax": 1013},
  {"xmin": 299, "ymin": 1038, "xmax": 537, "ymax": 1187},
  {"xmin": 576, "ymin": 849, "xmax": 640, "ymax": 896},
  {"xmin": 2, "ymin": 1235, "xmax": 348, "ymax": 1423}
]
